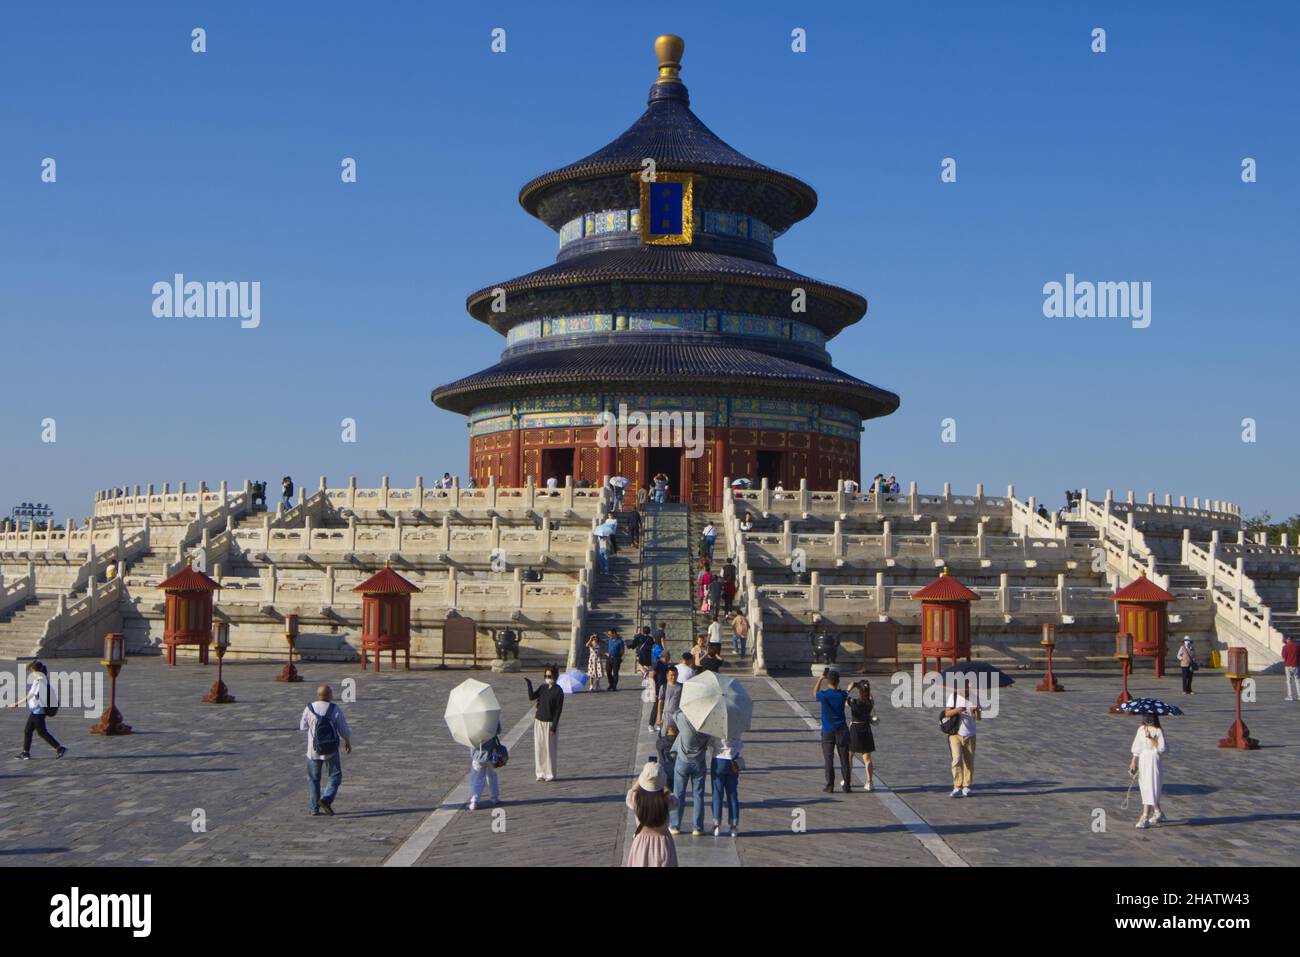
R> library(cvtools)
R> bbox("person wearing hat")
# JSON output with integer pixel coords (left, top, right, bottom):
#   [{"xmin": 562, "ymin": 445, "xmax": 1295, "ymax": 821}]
[
  {"xmin": 11, "ymin": 661, "xmax": 67, "ymax": 760},
  {"xmin": 625, "ymin": 759, "xmax": 678, "ymax": 867},
  {"xmin": 1176, "ymin": 637, "xmax": 1198, "ymax": 695}
]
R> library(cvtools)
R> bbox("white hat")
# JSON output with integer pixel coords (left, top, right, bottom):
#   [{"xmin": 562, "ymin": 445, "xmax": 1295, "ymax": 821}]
[{"xmin": 637, "ymin": 760, "xmax": 665, "ymax": 792}]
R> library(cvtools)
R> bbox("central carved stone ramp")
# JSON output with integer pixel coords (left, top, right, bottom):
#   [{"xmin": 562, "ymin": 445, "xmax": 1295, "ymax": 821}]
[{"xmin": 638, "ymin": 504, "xmax": 695, "ymax": 655}]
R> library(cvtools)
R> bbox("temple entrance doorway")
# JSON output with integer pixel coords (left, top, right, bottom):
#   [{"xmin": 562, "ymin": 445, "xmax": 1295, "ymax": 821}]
[
  {"xmin": 645, "ymin": 445, "xmax": 684, "ymax": 502},
  {"xmin": 540, "ymin": 447, "xmax": 575, "ymax": 486},
  {"xmin": 756, "ymin": 449, "xmax": 785, "ymax": 488}
]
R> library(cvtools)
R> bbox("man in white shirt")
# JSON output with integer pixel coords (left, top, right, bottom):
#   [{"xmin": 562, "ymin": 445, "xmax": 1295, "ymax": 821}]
[
  {"xmin": 942, "ymin": 687, "xmax": 980, "ymax": 797},
  {"xmin": 299, "ymin": 685, "xmax": 352, "ymax": 816},
  {"xmin": 676, "ymin": 653, "xmax": 696, "ymax": 684},
  {"xmin": 701, "ymin": 522, "xmax": 717, "ymax": 561},
  {"xmin": 843, "ymin": 479, "xmax": 859, "ymax": 495}
]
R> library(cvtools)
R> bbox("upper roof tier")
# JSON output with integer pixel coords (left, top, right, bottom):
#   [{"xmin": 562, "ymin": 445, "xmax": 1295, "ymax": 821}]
[{"xmin": 518, "ymin": 35, "xmax": 818, "ymax": 233}]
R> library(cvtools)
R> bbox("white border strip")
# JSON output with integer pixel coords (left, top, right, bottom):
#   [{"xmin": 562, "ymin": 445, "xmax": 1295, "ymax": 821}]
[
  {"xmin": 384, "ymin": 709, "xmax": 536, "ymax": 867},
  {"xmin": 764, "ymin": 676, "xmax": 968, "ymax": 868}
]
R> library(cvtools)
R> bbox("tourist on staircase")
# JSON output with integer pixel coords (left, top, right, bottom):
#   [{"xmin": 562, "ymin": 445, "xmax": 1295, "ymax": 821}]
[
  {"xmin": 281, "ymin": 476, "xmax": 295, "ymax": 511},
  {"xmin": 12, "ymin": 661, "xmax": 67, "ymax": 761},
  {"xmin": 676, "ymin": 652, "xmax": 696, "ymax": 683},
  {"xmin": 731, "ymin": 610, "xmax": 749, "ymax": 659},
  {"xmin": 721, "ymin": 563, "xmax": 736, "ymax": 616},
  {"xmin": 701, "ymin": 521, "xmax": 717, "ymax": 561},
  {"xmin": 525, "ymin": 666, "xmax": 563, "ymax": 781}
]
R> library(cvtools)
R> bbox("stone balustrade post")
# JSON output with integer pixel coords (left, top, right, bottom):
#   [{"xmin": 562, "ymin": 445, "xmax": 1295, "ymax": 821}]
[
  {"xmin": 441, "ymin": 514, "xmax": 451, "ymax": 550},
  {"xmin": 943, "ymin": 481, "xmax": 952, "ymax": 511},
  {"xmin": 263, "ymin": 514, "xmax": 273, "ymax": 551},
  {"xmin": 781, "ymin": 519, "xmax": 793, "ymax": 556},
  {"xmin": 542, "ymin": 515, "xmax": 552, "ymax": 552},
  {"xmin": 930, "ymin": 521, "xmax": 941, "ymax": 560},
  {"xmin": 491, "ymin": 515, "xmax": 501, "ymax": 550},
  {"xmin": 1181, "ymin": 528, "xmax": 1191, "ymax": 564},
  {"xmin": 526, "ymin": 476, "xmax": 536, "ymax": 509},
  {"xmin": 393, "ymin": 514, "xmax": 403, "ymax": 552},
  {"xmin": 833, "ymin": 519, "xmax": 844, "ymax": 558},
  {"xmin": 513, "ymin": 567, "xmax": 524, "ymax": 606},
  {"xmin": 875, "ymin": 571, "xmax": 886, "ymax": 614},
  {"xmin": 447, "ymin": 567, "xmax": 458, "ymax": 606},
  {"xmin": 347, "ymin": 476, "xmax": 357, "ymax": 511},
  {"xmin": 760, "ymin": 477, "xmax": 771, "ymax": 513},
  {"xmin": 1058, "ymin": 574, "xmax": 1068, "ymax": 615},
  {"xmin": 882, "ymin": 520, "xmax": 893, "ymax": 559},
  {"xmin": 799, "ymin": 478, "xmax": 810, "ymax": 516},
  {"xmin": 999, "ymin": 572, "xmax": 1010, "ymax": 615},
  {"xmin": 488, "ymin": 475, "xmax": 497, "ymax": 508},
  {"xmin": 976, "ymin": 521, "xmax": 986, "ymax": 558},
  {"xmin": 908, "ymin": 481, "xmax": 918, "ymax": 513},
  {"xmin": 563, "ymin": 475, "xmax": 574, "ymax": 510},
  {"xmin": 809, "ymin": 570, "xmax": 821, "ymax": 613}
]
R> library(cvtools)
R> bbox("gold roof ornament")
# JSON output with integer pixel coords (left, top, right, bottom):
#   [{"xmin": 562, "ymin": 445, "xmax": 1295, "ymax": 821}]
[{"xmin": 655, "ymin": 34, "xmax": 684, "ymax": 83}]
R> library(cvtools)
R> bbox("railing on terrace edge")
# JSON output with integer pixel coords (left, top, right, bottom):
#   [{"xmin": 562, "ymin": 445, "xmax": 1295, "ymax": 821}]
[
  {"xmin": 753, "ymin": 573, "xmax": 1209, "ymax": 619},
  {"xmin": 727, "ymin": 477, "xmax": 1012, "ymax": 520},
  {"xmin": 743, "ymin": 526, "xmax": 1096, "ymax": 565},
  {"xmin": 37, "ymin": 577, "xmax": 123, "ymax": 655},
  {"xmin": 0, "ymin": 574, "xmax": 37, "ymax": 617},
  {"xmin": 1182, "ymin": 537, "xmax": 1293, "ymax": 657},
  {"xmin": 145, "ymin": 566, "xmax": 581, "ymax": 613}
]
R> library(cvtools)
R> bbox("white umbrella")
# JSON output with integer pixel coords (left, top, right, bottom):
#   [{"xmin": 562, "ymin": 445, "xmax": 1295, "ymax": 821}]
[
  {"xmin": 592, "ymin": 524, "xmax": 616, "ymax": 538},
  {"xmin": 444, "ymin": 678, "xmax": 502, "ymax": 747},
  {"xmin": 679, "ymin": 671, "xmax": 753, "ymax": 739},
  {"xmin": 610, "ymin": 476, "xmax": 630, "ymax": 488},
  {"xmin": 556, "ymin": 668, "xmax": 589, "ymax": 696}
]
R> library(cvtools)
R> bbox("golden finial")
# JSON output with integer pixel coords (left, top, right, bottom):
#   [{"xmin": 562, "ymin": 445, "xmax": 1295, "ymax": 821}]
[
  {"xmin": 941, "ymin": 566, "xmax": 949, "ymax": 576},
  {"xmin": 655, "ymin": 34, "xmax": 685, "ymax": 83}
]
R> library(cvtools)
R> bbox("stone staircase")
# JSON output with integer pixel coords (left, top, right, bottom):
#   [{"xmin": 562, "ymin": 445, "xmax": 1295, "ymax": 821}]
[
  {"xmin": 638, "ymin": 504, "xmax": 695, "ymax": 655},
  {"xmin": 583, "ymin": 511, "xmax": 642, "ymax": 641},
  {"xmin": 0, "ymin": 594, "xmax": 59, "ymax": 659}
]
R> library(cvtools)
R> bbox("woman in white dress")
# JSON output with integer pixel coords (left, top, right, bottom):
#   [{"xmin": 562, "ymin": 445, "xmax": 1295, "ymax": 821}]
[{"xmin": 1129, "ymin": 714, "xmax": 1168, "ymax": 828}]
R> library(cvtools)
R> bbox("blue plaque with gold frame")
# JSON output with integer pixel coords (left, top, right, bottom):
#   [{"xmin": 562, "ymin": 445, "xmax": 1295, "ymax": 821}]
[{"xmin": 637, "ymin": 172, "xmax": 694, "ymax": 245}]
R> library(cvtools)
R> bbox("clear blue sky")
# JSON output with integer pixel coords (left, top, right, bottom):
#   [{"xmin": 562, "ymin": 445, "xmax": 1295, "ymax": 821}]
[{"xmin": 2, "ymin": 0, "xmax": 1296, "ymax": 522}]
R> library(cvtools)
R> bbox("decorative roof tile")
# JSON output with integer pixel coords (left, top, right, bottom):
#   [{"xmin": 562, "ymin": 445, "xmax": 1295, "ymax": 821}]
[
  {"xmin": 156, "ymin": 566, "xmax": 221, "ymax": 591},
  {"xmin": 353, "ymin": 566, "xmax": 422, "ymax": 595},
  {"xmin": 1110, "ymin": 575, "xmax": 1176, "ymax": 603},
  {"xmin": 911, "ymin": 572, "xmax": 981, "ymax": 602}
]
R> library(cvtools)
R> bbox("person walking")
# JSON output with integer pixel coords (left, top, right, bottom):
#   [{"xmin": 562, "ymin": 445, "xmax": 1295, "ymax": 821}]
[
  {"xmin": 669, "ymin": 711, "xmax": 711, "ymax": 837},
  {"xmin": 585, "ymin": 633, "xmax": 607, "ymax": 691},
  {"xmin": 626, "ymin": 508, "xmax": 642, "ymax": 547},
  {"xmin": 814, "ymin": 669, "xmax": 851, "ymax": 793},
  {"xmin": 1177, "ymin": 637, "xmax": 1197, "ymax": 695},
  {"xmin": 1129, "ymin": 714, "xmax": 1168, "ymax": 828},
  {"xmin": 299, "ymin": 684, "xmax": 352, "ymax": 816},
  {"xmin": 847, "ymin": 680, "xmax": 876, "ymax": 791},
  {"xmin": 467, "ymin": 722, "xmax": 503, "ymax": 811},
  {"xmin": 697, "ymin": 560, "xmax": 714, "ymax": 615},
  {"xmin": 596, "ymin": 533, "xmax": 611, "ymax": 576},
  {"xmin": 710, "ymin": 735, "xmax": 743, "ymax": 837},
  {"xmin": 1283, "ymin": 635, "xmax": 1300, "ymax": 701},
  {"xmin": 701, "ymin": 521, "xmax": 717, "ymax": 561},
  {"xmin": 526, "ymin": 666, "xmax": 564, "ymax": 781},
  {"xmin": 731, "ymin": 610, "xmax": 749, "ymax": 658},
  {"xmin": 707, "ymin": 568, "xmax": 722, "ymax": 617},
  {"xmin": 707, "ymin": 615, "xmax": 723, "ymax": 653},
  {"xmin": 943, "ymin": 683, "xmax": 980, "ymax": 797},
  {"xmin": 12, "ymin": 661, "xmax": 67, "ymax": 760},
  {"xmin": 626, "ymin": 760, "xmax": 678, "ymax": 867},
  {"xmin": 281, "ymin": 475, "xmax": 295, "ymax": 511},
  {"xmin": 605, "ymin": 628, "xmax": 626, "ymax": 691},
  {"xmin": 656, "ymin": 665, "xmax": 683, "ymax": 734},
  {"xmin": 632, "ymin": 626, "xmax": 656, "ymax": 679},
  {"xmin": 721, "ymin": 565, "xmax": 737, "ymax": 616},
  {"xmin": 636, "ymin": 485, "xmax": 649, "ymax": 514}
]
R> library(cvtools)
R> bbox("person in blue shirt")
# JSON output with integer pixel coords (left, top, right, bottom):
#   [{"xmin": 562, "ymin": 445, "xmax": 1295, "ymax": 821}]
[
  {"xmin": 814, "ymin": 669, "xmax": 851, "ymax": 793},
  {"xmin": 605, "ymin": 628, "xmax": 626, "ymax": 691}
]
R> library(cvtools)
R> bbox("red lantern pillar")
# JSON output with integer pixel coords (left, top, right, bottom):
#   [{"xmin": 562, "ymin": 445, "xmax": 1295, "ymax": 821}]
[
  {"xmin": 1108, "ymin": 632, "xmax": 1134, "ymax": 714},
  {"xmin": 203, "ymin": 621, "xmax": 236, "ymax": 703},
  {"xmin": 1036, "ymin": 622, "xmax": 1064, "ymax": 692},
  {"xmin": 277, "ymin": 613, "xmax": 303, "ymax": 683},
  {"xmin": 1218, "ymin": 647, "xmax": 1260, "ymax": 749},
  {"xmin": 91, "ymin": 633, "xmax": 132, "ymax": 735}
]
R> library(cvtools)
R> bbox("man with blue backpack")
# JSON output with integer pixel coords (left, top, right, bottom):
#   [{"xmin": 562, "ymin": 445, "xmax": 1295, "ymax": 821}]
[{"xmin": 299, "ymin": 685, "xmax": 352, "ymax": 816}]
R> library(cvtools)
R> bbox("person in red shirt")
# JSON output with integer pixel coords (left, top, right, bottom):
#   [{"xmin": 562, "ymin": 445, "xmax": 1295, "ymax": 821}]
[{"xmin": 1282, "ymin": 636, "xmax": 1300, "ymax": 702}]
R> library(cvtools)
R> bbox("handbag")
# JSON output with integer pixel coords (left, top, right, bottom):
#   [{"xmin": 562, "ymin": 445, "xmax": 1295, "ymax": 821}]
[{"xmin": 939, "ymin": 698, "xmax": 962, "ymax": 735}]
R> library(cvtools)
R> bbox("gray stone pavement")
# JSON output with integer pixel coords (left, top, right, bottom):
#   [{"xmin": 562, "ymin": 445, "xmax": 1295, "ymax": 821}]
[{"xmin": 1, "ymin": 655, "xmax": 1296, "ymax": 866}]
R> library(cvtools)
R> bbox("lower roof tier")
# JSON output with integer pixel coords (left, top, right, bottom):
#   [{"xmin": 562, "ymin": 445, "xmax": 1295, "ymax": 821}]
[{"xmin": 430, "ymin": 341, "xmax": 900, "ymax": 419}]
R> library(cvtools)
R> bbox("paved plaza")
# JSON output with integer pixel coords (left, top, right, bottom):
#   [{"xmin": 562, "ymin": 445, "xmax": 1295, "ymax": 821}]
[{"xmin": 1, "ymin": 655, "xmax": 1297, "ymax": 867}]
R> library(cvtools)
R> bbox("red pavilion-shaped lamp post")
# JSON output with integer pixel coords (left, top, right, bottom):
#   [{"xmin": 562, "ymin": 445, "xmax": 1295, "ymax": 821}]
[
  {"xmin": 354, "ymin": 565, "xmax": 421, "ymax": 671},
  {"xmin": 91, "ymin": 632, "xmax": 132, "ymax": 735},
  {"xmin": 277, "ymin": 613, "xmax": 304, "ymax": 683},
  {"xmin": 1218, "ymin": 647, "xmax": 1260, "ymax": 750},
  {"xmin": 912, "ymin": 569, "xmax": 978, "ymax": 675},
  {"xmin": 203, "ymin": 621, "xmax": 236, "ymax": 704},
  {"xmin": 1037, "ymin": 623, "xmax": 1064, "ymax": 692},
  {"xmin": 1109, "ymin": 574, "xmax": 1175, "ymax": 677},
  {"xmin": 1108, "ymin": 632, "xmax": 1135, "ymax": 714},
  {"xmin": 157, "ymin": 562, "xmax": 221, "ymax": 666}
]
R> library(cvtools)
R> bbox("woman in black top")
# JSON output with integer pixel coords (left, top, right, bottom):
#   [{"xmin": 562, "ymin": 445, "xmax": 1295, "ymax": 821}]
[
  {"xmin": 525, "ymin": 666, "xmax": 564, "ymax": 781},
  {"xmin": 847, "ymin": 680, "xmax": 876, "ymax": 791}
]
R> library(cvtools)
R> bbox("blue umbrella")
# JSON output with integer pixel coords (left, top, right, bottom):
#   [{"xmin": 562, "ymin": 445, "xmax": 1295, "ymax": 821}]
[
  {"xmin": 1118, "ymin": 697, "xmax": 1183, "ymax": 717},
  {"xmin": 939, "ymin": 661, "xmax": 1014, "ymax": 687}
]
